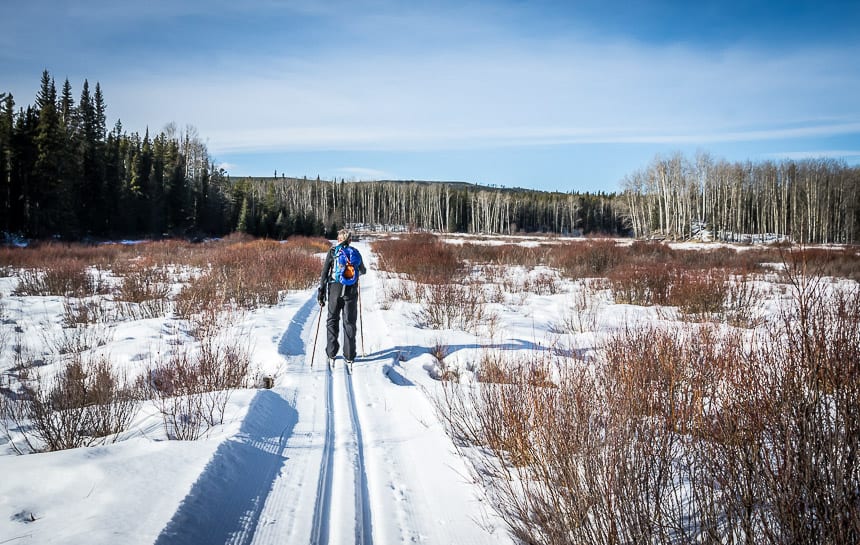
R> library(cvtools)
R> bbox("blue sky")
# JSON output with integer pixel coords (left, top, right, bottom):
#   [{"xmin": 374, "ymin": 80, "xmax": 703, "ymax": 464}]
[{"xmin": 3, "ymin": 0, "xmax": 859, "ymax": 192}]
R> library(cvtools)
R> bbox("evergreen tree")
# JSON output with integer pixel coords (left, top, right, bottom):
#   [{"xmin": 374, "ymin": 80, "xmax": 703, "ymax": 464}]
[
  {"xmin": 165, "ymin": 138, "xmax": 189, "ymax": 233},
  {"xmin": 77, "ymin": 80, "xmax": 104, "ymax": 234},
  {"xmin": 32, "ymin": 70, "xmax": 70, "ymax": 236},
  {"xmin": 201, "ymin": 163, "xmax": 229, "ymax": 235},
  {"xmin": 0, "ymin": 93, "xmax": 13, "ymax": 232},
  {"xmin": 59, "ymin": 78, "xmax": 83, "ymax": 236},
  {"xmin": 10, "ymin": 107, "xmax": 38, "ymax": 234},
  {"xmin": 150, "ymin": 133, "xmax": 167, "ymax": 234},
  {"xmin": 236, "ymin": 196, "xmax": 252, "ymax": 233},
  {"xmin": 59, "ymin": 79, "xmax": 75, "ymax": 127},
  {"xmin": 93, "ymin": 83, "xmax": 106, "ymax": 141},
  {"xmin": 103, "ymin": 120, "xmax": 123, "ymax": 234},
  {"xmin": 131, "ymin": 129, "xmax": 154, "ymax": 233}
]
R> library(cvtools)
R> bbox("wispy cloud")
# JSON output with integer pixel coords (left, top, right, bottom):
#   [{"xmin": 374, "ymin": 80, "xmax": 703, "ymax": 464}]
[
  {"xmin": 200, "ymin": 122, "xmax": 860, "ymax": 154},
  {"xmin": 766, "ymin": 150, "xmax": 860, "ymax": 161},
  {"xmin": 216, "ymin": 161, "xmax": 239, "ymax": 172},
  {"xmin": 334, "ymin": 167, "xmax": 391, "ymax": 179}
]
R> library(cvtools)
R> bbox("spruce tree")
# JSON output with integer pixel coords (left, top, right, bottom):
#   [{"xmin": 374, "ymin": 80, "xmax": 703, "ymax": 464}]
[
  {"xmin": 59, "ymin": 78, "xmax": 84, "ymax": 236},
  {"xmin": 77, "ymin": 80, "xmax": 103, "ymax": 234},
  {"xmin": 87, "ymin": 83, "xmax": 108, "ymax": 233},
  {"xmin": 60, "ymin": 78, "xmax": 75, "ymax": 126},
  {"xmin": 103, "ymin": 120, "xmax": 123, "ymax": 234},
  {"xmin": 33, "ymin": 70, "xmax": 70, "ymax": 236},
  {"xmin": 236, "ymin": 196, "xmax": 251, "ymax": 233},
  {"xmin": 0, "ymin": 93, "xmax": 12, "ymax": 232},
  {"xmin": 161, "ymin": 136, "xmax": 188, "ymax": 234},
  {"xmin": 93, "ymin": 83, "xmax": 106, "ymax": 141}
]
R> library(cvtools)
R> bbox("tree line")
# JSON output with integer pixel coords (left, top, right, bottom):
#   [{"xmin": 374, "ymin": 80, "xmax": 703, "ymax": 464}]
[
  {"xmin": 1, "ymin": 71, "xmax": 236, "ymax": 239},
  {"xmin": 5, "ymin": 71, "xmax": 858, "ymax": 243},
  {"xmin": 231, "ymin": 177, "xmax": 627, "ymax": 238},
  {"xmin": 622, "ymin": 152, "xmax": 860, "ymax": 244}
]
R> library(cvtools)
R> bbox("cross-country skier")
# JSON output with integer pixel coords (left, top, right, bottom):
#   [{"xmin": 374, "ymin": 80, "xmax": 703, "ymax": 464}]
[{"xmin": 317, "ymin": 229, "xmax": 367, "ymax": 369}]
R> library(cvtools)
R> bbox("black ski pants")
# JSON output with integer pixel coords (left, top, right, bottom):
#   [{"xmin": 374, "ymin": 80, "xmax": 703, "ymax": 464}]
[{"xmin": 325, "ymin": 282, "xmax": 359, "ymax": 361}]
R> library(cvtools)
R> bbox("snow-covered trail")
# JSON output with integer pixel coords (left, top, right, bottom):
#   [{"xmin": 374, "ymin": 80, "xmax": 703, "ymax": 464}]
[
  {"xmin": 152, "ymin": 241, "xmax": 511, "ymax": 545},
  {"xmin": 341, "ymin": 244, "xmax": 510, "ymax": 545}
]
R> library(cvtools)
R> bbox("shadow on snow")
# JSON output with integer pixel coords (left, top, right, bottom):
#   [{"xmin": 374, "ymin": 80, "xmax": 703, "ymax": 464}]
[
  {"xmin": 364, "ymin": 338, "xmax": 584, "ymax": 365},
  {"xmin": 366, "ymin": 338, "xmax": 586, "ymax": 387},
  {"xmin": 278, "ymin": 295, "xmax": 318, "ymax": 357},
  {"xmin": 153, "ymin": 389, "xmax": 298, "ymax": 545}
]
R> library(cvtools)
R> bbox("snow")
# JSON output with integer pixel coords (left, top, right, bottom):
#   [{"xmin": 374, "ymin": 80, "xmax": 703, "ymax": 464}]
[{"xmin": 0, "ymin": 241, "xmax": 518, "ymax": 544}]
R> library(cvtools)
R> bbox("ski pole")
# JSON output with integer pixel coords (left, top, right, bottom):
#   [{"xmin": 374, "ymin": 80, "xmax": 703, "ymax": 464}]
[
  {"xmin": 310, "ymin": 303, "xmax": 323, "ymax": 367},
  {"xmin": 358, "ymin": 282, "xmax": 365, "ymax": 357}
]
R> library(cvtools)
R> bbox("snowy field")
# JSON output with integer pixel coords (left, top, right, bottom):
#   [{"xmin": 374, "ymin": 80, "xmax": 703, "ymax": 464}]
[
  {"xmin": 0, "ymin": 237, "xmax": 517, "ymax": 544},
  {"xmin": 0, "ymin": 235, "xmax": 857, "ymax": 544}
]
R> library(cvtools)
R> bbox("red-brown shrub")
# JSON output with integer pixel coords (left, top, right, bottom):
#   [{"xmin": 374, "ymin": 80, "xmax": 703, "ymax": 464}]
[
  {"xmin": 13, "ymin": 260, "xmax": 102, "ymax": 297},
  {"xmin": 668, "ymin": 269, "xmax": 729, "ymax": 318},
  {"xmin": 176, "ymin": 238, "xmax": 321, "ymax": 313},
  {"xmin": 373, "ymin": 234, "xmax": 465, "ymax": 284},
  {"xmin": 2, "ymin": 355, "xmax": 138, "ymax": 452},
  {"xmin": 551, "ymin": 239, "xmax": 623, "ymax": 278},
  {"xmin": 607, "ymin": 262, "xmax": 674, "ymax": 305}
]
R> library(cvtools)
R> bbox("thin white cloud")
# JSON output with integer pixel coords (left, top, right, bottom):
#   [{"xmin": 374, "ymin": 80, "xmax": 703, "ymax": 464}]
[
  {"xmin": 766, "ymin": 150, "xmax": 860, "ymax": 161},
  {"xmin": 334, "ymin": 167, "xmax": 391, "ymax": 179},
  {"xmin": 200, "ymin": 121, "xmax": 860, "ymax": 154},
  {"xmin": 216, "ymin": 161, "xmax": 239, "ymax": 172}
]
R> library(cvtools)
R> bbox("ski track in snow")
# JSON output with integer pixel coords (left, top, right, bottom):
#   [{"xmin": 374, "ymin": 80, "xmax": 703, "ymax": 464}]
[
  {"xmin": 345, "ymin": 371, "xmax": 372, "ymax": 545},
  {"xmin": 149, "ymin": 243, "xmax": 508, "ymax": 545},
  {"xmin": 309, "ymin": 363, "xmax": 334, "ymax": 545}
]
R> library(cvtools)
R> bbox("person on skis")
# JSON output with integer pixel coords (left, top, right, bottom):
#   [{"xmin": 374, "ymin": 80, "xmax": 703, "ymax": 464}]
[{"xmin": 317, "ymin": 229, "xmax": 366, "ymax": 369}]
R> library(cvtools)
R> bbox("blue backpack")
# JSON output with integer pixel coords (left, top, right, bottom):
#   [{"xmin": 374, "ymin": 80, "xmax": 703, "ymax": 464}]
[{"xmin": 334, "ymin": 245, "xmax": 361, "ymax": 286}]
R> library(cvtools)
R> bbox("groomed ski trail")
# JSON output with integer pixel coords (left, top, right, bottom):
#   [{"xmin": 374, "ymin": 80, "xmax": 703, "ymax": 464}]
[{"xmin": 251, "ymin": 299, "xmax": 372, "ymax": 545}]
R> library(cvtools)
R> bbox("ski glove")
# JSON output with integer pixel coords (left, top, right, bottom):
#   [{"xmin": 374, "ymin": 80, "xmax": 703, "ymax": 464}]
[{"xmin": 317, "ymin": 287, "xmax": 326, "ymax": 306}]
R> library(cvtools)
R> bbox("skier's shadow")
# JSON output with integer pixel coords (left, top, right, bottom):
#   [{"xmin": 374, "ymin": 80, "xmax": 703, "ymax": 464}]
[
  {"xmin": 153, "ymin": 389, "xmax": 297, "ymax": 545},
  {"xmin": 365, "ymin": 338, "xmax": 583, "ymax": 364},
  {"xmin": 367, "ymin": 339, "xmax": 584, "ymax": 388}
]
